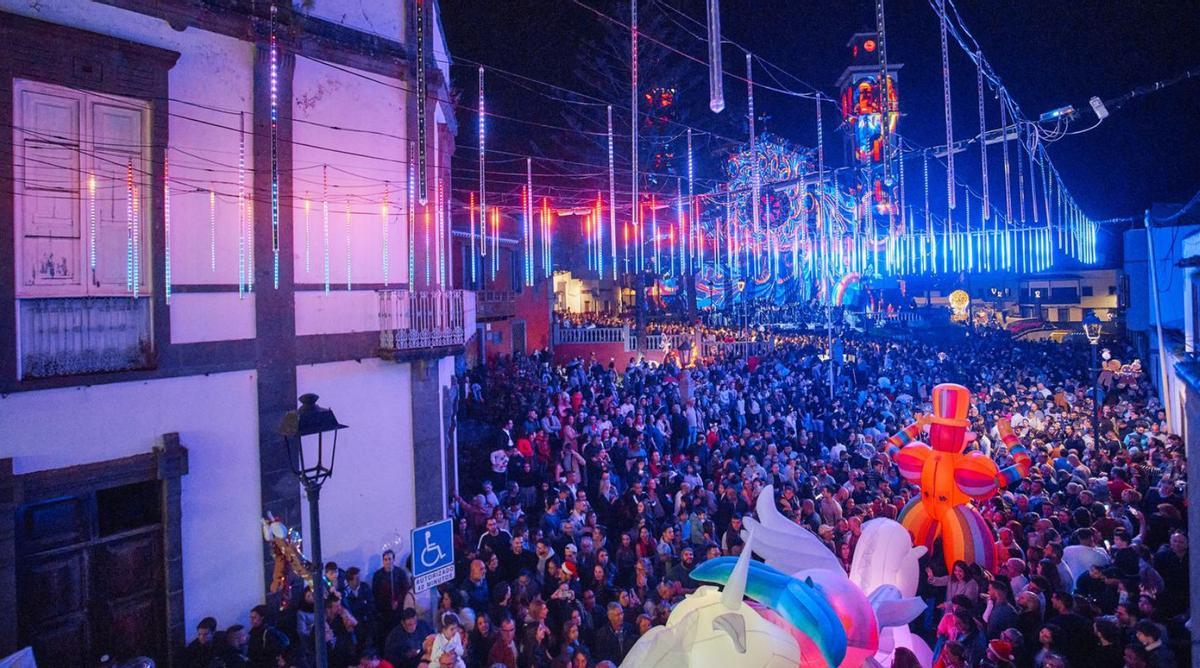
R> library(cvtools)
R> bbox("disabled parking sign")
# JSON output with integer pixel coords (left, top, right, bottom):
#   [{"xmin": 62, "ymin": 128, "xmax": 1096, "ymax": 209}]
[{"xmin": 411, "ymin": 518, "xmax": 455, "ymax": 593}]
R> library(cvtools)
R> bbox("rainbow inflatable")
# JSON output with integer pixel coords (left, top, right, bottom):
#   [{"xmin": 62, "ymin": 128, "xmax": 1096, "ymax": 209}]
[{"xmin": 832, "ymin": 272, "xmax": 862, "ymax": 307}]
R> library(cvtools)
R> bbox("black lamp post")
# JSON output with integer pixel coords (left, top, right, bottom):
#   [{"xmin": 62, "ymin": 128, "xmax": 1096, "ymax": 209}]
[
  {"xmin": 1082, "ymin": 312, "xmax": 1103, "ymax": 446},
  {"xmin": 279, "ymin": 393, "xmax": 347, "ymax": 668}
]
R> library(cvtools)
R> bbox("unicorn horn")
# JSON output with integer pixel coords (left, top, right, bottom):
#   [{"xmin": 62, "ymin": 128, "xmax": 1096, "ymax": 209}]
[{"xmin": 722, "ymin": 527, "xmax": 754, "ymax": 610}]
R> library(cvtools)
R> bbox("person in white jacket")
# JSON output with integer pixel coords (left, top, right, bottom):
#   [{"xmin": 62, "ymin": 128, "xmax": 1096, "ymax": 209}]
[{"xmin": 428, "ymin": 612, "xmax": 466, "ymax": 668}]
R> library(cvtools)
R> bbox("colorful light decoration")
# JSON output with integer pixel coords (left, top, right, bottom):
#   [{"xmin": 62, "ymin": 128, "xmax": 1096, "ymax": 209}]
[
  {"xmin": 247, "ymin": 198, "xmax": 254, "ymax": 291},
  {"xmin": 607, "ymin": 105, "xmax": 617, "ymax": 279},
  {"xmin": 304, "ymin": 194, "xmax": 311, "ymax": 275},
  {"xmin": 343, "ymin": 201, "xmax": 352, "ymax": 290},
  {"xmin": 269, "ymin": 2, "xmax": 280, "ymax": 289},
  {"xmin": 525, "ymin": 159, "xmax": 535, "ymax": 286},
  {"xmin": 407, "ymin": 148, "xmax": 416, "ymax": 285},
  {"xmin": 87, "ymin": 172, "xmax": 96, "ymax": 270},
  {"xmin": 976, "ymin": 53, "xmax": 990, "ymax": 223},
  {"xmin": 435, "ymin": 132, "xmax": 445, "ymax": 288},
  {"xmin": 382, "ymin": 183, "xmax": 390, "ymax": 286},
  {"xmin": 542, "ymin": 196, "xmax": 552, "ymax": 277},
  {"xmin": 469, "ymin": 191, "xmax": 477, "ymax": 284},
  {"xmin": 239, "ymin": 112, "xmax": 248, "ymax": 297},
  {"xmin": 209, "ymin": 186, "xmax": 216, "ymax": 273},
  {"xmin": 132, "ymin": 172, "xmax": 140, "ymax": 298},
  {"xmin": 706, "ymin": 0, "xmax": 724, "ymax": 113},
  {"xmin": 164, "ymin": 153, "xmax": 171, "ymax": 304},
  {"xmin": 323, "ymin": 165, "xmax": 330, "ymax": 294},
  {"xmin": 478, "ymin": 66, "xmax": 487, "ymax": 274},
  {"xmin": 415, "ymin": 0, "xmax": 428, "ymax": 205},
  {"xmin": 938, "ymin": 0, "xmax": 955, "ymax": 209},
  {"xmin": 630, "ymin": 0, "xmax": 639, "ymax": 273}
]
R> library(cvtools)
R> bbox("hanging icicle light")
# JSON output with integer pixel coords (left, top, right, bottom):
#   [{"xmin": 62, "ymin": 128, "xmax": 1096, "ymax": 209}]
[
  {"xmin": 323, "ymin": 165, "xmax": 331, "ymax": 294},
  {"xmin": 607, "ymin": 105, "xmax": 618, "ymax": 279},
  {"xmin": 209, "ymin": 186, "xmax": 216, "ymax": 273},
  {"xmin": 305, "ymin": 195, "xmax": 311, "ymax": 274},
  {"xmin": 938, "ymin": 0, "xmax": 955, "ymax": 209},
  {"xmin": 407, "ymin": 148, "xmax": 416, "ymax": 285},
  {"xmin": 382, "ymin": 183, "xmax": 390, "ymax": 286},
  {"xmin": 269, "ymin": 2, "xmax": 281, "ymax": 289},
  {"xmin": 164, "ymin": 153, "xmax": 171, "ymax": 303},
  {"xmin": 686, "ymin": 128, "xmax": 694, "ymax": 272},
  {"xmin": 345, "ymin": 201, "xmax": 353, "ymax": 290},
  {"xmin": 977, "ymin": 53, "xmax": 990, "ymax": 223},
  {"xmin": 630, "ymin": 0, "xmax": 640, "ymax": 274},
  {"xmin": 479, "ymin": 66, "xmax": 487, "ymax": 274},
  {"xmin": 469, "ymin": 191, "xmax": 477, "ymax": 284},
  {"xmin": 651, "ymin": 195, "xmax": 659, "ymax": 272},
  {"xmin": 747, "ymin": 52, "xmax": 760, "ymax": 277},
  {"xmin": 87, "ymin": 171, "xmax": 97, "ymax": 271},
  {"xmin": 706, "ymin": 0, "xmax": 724, "ymax": 112},
  {"xmin": 239, "ymin": 112, "xmax": 247, "ymax": 297},
  {"xmin": 132, "ymin": 175, "xmax": 140, "ymax": 298},
  {"xmin": 436, "ymin": 134, "xmax": 446, "ymax": 288},
  {"xmin": 526, "ymin": 159, "xmax": 534, "ymax": 286}
]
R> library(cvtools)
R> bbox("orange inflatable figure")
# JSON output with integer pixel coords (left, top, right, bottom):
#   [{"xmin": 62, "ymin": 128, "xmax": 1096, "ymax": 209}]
[{"xmin": 890, "ymin": 383, "xmax": 1030, "ymax": 573}]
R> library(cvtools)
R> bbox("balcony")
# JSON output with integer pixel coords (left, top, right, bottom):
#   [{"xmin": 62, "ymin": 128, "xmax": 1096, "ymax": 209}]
[
  {"xmin": 18, "ymin": 297, "xmax": 154, "ymax": 379},
  {"xmin": 476, "ymin": 290, "xmax": 516, "ymax": 320},
  {"xmin": 377, "ymin": 289, "xmax": 475, "ymax": 357}
]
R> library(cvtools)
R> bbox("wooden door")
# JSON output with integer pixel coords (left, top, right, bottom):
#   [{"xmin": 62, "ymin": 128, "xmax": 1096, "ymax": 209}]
[{"xmin": 17, "ymin": 480, "xmax": 166, "ymax": 665}]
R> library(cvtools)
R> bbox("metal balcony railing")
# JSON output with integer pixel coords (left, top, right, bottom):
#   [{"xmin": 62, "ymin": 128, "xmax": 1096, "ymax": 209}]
[{"xmin": 378, "ymin": 289, "xmax": 475, "ymax": 353}]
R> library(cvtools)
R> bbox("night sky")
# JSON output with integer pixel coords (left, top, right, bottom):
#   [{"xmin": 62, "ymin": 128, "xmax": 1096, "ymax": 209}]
[{"xmin": 441, "ymin": 1, "xmax": 1200, "ymax": 248}]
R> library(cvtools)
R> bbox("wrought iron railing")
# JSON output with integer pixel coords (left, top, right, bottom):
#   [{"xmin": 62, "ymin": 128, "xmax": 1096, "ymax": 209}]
[
  {"xmin": 552, "ymin": 325, "xmax": 628, "ymax": 345},
  {"xmin": 378, "ymin": 290, "xmax": 475, "ymax": 352}
]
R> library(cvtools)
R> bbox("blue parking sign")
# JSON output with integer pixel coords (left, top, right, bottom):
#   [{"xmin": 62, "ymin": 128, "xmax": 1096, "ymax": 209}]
[{"xmin": 411, "ymin": 518, "xmax": 455, "ymax": 593}]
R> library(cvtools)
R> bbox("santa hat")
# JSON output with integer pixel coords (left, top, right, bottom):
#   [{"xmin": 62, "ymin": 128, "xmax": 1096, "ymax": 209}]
[{"xmin": 988, "ymin": 640, "xmax": 1014, "ymax": 662}]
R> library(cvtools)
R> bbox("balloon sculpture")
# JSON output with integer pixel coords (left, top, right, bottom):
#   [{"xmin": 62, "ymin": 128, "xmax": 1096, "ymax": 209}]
[
  {"xmin": 741, "ymin": 486, "xmax": 932, "ymax": 668},
  {"xmin": 619, "ymin": 531, "xmax": 810, "ymax": 668},
  {"xmin": 890, "ymin": 383, "xmax": 1031, "ymax": 572},
  {"xmin": 621, "ymin": 483, "xmax": 935, "ymax": 667}
]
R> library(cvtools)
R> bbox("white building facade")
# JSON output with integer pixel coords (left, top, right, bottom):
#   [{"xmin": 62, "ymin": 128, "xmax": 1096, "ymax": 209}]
[{"xmin": 0, "ymin": 1, "xmax": 467, "ymax": 664}]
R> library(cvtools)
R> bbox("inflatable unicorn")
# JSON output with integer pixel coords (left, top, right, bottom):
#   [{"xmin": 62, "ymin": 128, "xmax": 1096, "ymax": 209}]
[
  {"xmin": 620, "ymin": 531, "xmax": 809, "ymax": 668},
  {"xmin": 738, "ymin": 485, "xmax": 932, "ymax": 668}
]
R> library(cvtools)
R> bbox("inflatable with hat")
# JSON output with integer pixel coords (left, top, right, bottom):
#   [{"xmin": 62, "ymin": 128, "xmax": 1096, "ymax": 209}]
[{"xmin": 889, "ymin": 383, "xmax": 1032, "ymax": 572}]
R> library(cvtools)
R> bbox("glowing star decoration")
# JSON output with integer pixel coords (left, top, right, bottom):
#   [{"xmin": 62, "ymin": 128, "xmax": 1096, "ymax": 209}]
[
  {"xmin": 892, "ymin": 383, "xmax": 1032, "ymax": 572},
  {"xmin": 620, "ymin": 531, "xmax": 803, "ymax": 668},
  {"xmin": 948, "ymin": 289, "xmax": 970, "ymax": 319}
]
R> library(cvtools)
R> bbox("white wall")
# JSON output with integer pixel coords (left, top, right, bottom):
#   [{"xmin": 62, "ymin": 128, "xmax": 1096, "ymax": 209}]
[
  {"xmin": 171, "ymin": 293, "xmax": 257, "ymax": 343},
  {"xmin": 294, "ymin": 290, "xmax": 380, "ymax": 336},
  {"xmin": 302, "ymin": 0, "xmax": 404, "ymax": 43},
  {"xmin": 291, "ymin": 56, "xmax": 409, "ymax": 292},
  {"xmin": 295, "ymin": 359, "xmax": 415, "ymax": 575},
  {"xmin": 0, "ymin": 371, "xmax": 264, "ymax": 635}
]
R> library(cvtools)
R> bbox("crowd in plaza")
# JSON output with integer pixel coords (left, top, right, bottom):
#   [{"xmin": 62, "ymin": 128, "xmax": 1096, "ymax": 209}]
[{"xmin": 185, "ymin": 315, "xmax": 1189, "ymax": 668}]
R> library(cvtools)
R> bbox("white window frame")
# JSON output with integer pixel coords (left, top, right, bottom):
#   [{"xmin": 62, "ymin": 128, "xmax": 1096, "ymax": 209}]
[{"xmin": 13, "ymin": 78, "xmax": 151, "ymax": 298}]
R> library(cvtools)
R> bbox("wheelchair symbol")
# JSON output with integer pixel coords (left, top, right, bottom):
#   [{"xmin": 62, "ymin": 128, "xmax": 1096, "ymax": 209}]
[{"xmin": 419, "ymin": 529, "xmax": 446, "ymax": 568}]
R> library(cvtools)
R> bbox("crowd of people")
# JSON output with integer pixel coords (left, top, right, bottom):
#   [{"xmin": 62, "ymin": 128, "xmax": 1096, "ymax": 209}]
[{"xmin": 183, "ymin": 318, "xmax": 1189, "ymax": 668}]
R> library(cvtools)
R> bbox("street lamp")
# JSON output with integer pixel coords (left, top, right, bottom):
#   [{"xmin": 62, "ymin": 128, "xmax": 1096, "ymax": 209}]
[
  {"xmin": 279, "ymin": 393, "xmax": 348, "ymax": 668},
  {"xmin": 1082, "ymin": 311, "xmax": 1103, "ymax": 446}
]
